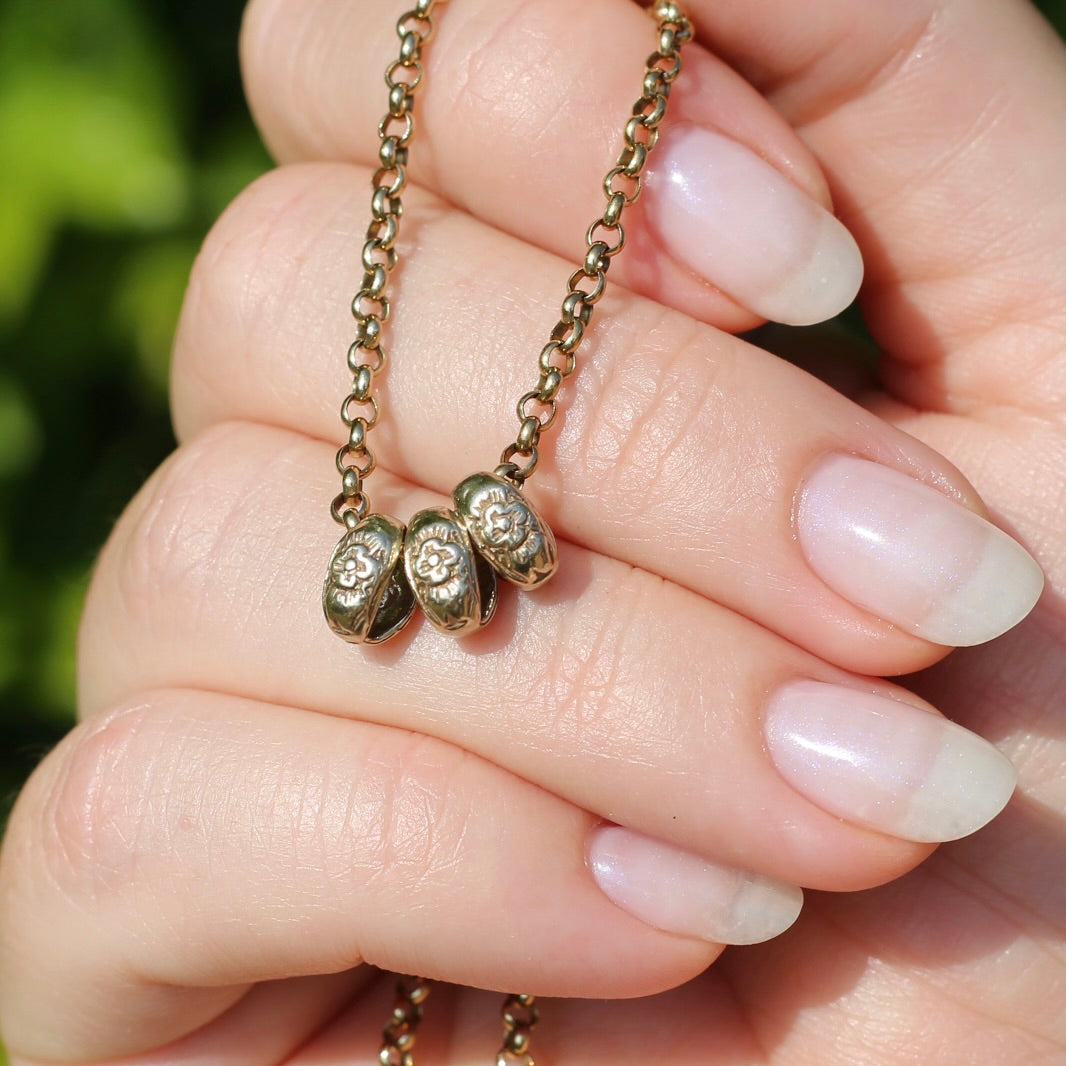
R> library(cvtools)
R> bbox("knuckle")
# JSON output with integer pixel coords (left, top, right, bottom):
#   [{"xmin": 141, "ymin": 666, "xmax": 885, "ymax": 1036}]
[
  {"xmin": 38, "ymin": 702, "xmax": 162, "ymax": 900},
  {"xmin": 357, "ymin": 731, "xmax": 475, "ymax": 896},
  {"xmin": 443, "ymin": 0, "xmax": 616, "ymax": 166},
  {"xmin": 171, "ymin": 163, "xmax": 344, "ymax": 440},
  {"xmin": 569, "ymin": 307, "xmax": 729, "ymax": 515},
  {"xmin": 111, "ymin": 427, "xmax": 243, "ymax": 646},
  {"xmin": 79, "ymin": 423, "xmax": 274, "ymax": 718}
]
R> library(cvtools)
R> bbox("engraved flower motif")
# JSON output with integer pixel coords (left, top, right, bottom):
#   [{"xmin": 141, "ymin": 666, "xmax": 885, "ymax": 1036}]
[
  {"xmin": 333, "ymin": 542, "xmax": 377, "ymax": 591},
  {"xmin": 482, "ymin": 500, "xmax": 532, "ymax": 549},
  {"xmin": 413, "ymin": 537, "xmax": 462, "ymax": 586}
]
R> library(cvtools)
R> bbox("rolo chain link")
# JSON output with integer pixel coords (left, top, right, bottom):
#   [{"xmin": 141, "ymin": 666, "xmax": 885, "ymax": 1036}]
[
  {"xmin": 378, "ymin": 978, "xmax": 538, "ymax": 1066},
  {"xmin": 331, "ymin": 0, "xmax": 442, "ymax": 531},
  {"xmin": 497, "ymin": 992, "xmax": 540, "ymax": 1066},
  {"xmin": 322, "ymin": 0, "xmax": 689, "ymax": 640},
  {"xmin": 331, "ymin": 0, "xmax": 692, "ymax": 524},
  {"xmin": 324, "ymin": 0, "xmax": 689, "ymax": 644},
  {"xmin": 379, "ymin": 976, "xmax": 429, "ymax": 1066},
  {"xmin": 496, "ymin": 1, "xmax": 694, "ymax": 486}
]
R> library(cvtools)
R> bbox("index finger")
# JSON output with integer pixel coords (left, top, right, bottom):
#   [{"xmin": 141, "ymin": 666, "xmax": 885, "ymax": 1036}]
[{"xmin": 240, "ymin": 0, "xmax": 864, "ymax": 329}]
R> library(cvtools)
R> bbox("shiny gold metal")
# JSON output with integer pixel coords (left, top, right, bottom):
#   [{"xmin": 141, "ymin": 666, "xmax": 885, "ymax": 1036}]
[
  {"xmin": 328, "ymin": 0, "xmax": 442, "ymax": 532},
  {"xmin": 404, "ymin": 507, "xmax": 498, "ymax": 634},
  {"xmin": 322, "ymin": 0, "xmax": 440, "ymax": 645},
  {"xmin": 351, "ymin": 2, "xmax": 691, "ymax": 1059},
  {"xmin": 493, "ymin": 1, "xmax": 693, "ymax": 491},
  {"xmin": 454, "ymin": 473, "xmax": 557, "ymax": 589},
  {"xmin": 324, "ymin": 0, "xmax": 690, "ymax": 650},
  {"xmin": 379, "ymin": 975, "xmax": 429, "ymax": 1066},
  {"xmin": 323, "ymin": 513, "xmax": 414, "ymax": 644},
  {"xmin": 496, "ymin": 992, "xmax": 539, "ymax": 1066},
  {"xmin": 379, "ymin": 978, "xmax": 539, "ymax": 1066}
]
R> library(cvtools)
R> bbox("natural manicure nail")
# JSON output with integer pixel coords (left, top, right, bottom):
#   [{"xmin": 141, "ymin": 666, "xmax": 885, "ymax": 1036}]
[
  {"xmin": 765, "ymin": 680, "xmax": 1017, "ymax": 842},
  {"xmin": 797, "ymin": 455, "xmax": 1044, "ymax": 646},
  {"xmin": 588, "ymin": 826, "xmax": 803, "ymax": 945},
  {"xmin": 648, "ymin": 125, "xmax": 863, "ymax": 326}
]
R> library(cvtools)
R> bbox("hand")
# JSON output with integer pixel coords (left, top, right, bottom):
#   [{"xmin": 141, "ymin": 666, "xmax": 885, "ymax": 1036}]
[{"xmin": 3, "ymin": 0, "xmax": 1063, "ymax": 1063}]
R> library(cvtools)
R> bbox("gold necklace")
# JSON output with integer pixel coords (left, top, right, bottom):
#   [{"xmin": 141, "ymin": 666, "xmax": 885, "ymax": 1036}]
[
  {"xmin": 320, "ymin": 3, "xmax": 691, "ymax": 1060},
  {"xmin": 322, "ymin": 0, "xmax": 691, "ymax": 648}
]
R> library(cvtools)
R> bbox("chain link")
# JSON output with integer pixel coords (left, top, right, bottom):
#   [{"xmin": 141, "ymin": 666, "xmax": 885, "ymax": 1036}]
[
  {"xmin": 331, "ymin": 0, "xmax": 444, "ymax": 530},
  {"xmin": 495, "ymin": 1, "xmax": 693, "ymax": 487},
  {"xmin": 335, "ymin": 1, "xmax": 691, "ymax": 522},
  {"xmin": 496, "ymin": 992, "xmax": 539, "ymax": 1066},
  {"xmin": 378, "ymin": 979, "xmax": 539, "ymax": 1066},
  {"xmin": 379, "ymin": 976, "xmax": 430, "ymax": 1066}
]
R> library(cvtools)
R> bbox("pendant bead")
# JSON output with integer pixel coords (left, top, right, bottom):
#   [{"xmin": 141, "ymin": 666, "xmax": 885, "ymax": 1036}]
[
  {"xmin": 454, "ymin": 472, "xmax": 558, "ymax": 589},
  {"xmin": 323, "ymin": 513, "xmax": 415, "ymax": 644},
  {"xmin": 404, "ymin": 507, "xmax": 498, "ymax": 635}
]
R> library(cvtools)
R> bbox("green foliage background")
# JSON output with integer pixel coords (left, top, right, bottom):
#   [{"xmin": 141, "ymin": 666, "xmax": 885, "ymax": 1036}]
[
  {"xmin": 0, "ymin": 1, "xmax": 1064, "ymax": 1060},
  {"xmin": 0, "ymin": 0, "xmax": 268, "ymax": 819}
]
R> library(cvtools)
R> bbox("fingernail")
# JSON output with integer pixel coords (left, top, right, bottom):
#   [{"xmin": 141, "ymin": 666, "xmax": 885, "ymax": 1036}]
[
  {"xmin": 796, "ymin": 455, "xmax": 1043, "ymax": 645},
  {"xmin": 587, "ymin": 826, "xmax": 803, "ymax": 945},
  {"xmin": 647, "ymin": 125, "xmax": 863, "ymax": 325},
  {"xmin": 765, "ymin": 680, "xmax": 1017, "ymax": 842}
]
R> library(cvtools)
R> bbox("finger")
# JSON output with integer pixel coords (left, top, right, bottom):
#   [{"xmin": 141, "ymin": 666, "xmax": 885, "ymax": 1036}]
[
  {"xmin": 172, "ymin": 163, "xmax": 1043, "ymax": 672},
  {"xmin": 681, "ymin": 0, "xmax": 1066, "ymax": 415},
  {"xmin": 78, "ymin": 421, "xmax": 1019, "ymax": 892},
  {"xmin": 0, "ymin": 690, "xmax": 735, "ymax": 1062},
  {"xmin": 240, "ymin": 0, "xmax": 864, "ymax": 329}
]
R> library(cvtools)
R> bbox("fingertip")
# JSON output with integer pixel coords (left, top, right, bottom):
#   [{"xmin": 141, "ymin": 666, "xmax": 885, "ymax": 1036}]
[
  {"xmin": 587, "ymin": 825, "xmax": 803, "ymax": 947},
  {"xmin": 795, "ymin": 455, "xmax": 1045, "ymax": 648},
  {"xmin": 647, "ymin": 125, "xmax": 863, "ymax": 326},
  {"xmin": 764, "ymin": 681, "xmax": 1019, "ymax": 844}
]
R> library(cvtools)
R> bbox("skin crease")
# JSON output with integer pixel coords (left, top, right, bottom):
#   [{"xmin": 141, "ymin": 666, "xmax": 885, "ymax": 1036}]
[{"xmin": 2, "ymin": 1, "xmax": 1066, "ymax": 1064}]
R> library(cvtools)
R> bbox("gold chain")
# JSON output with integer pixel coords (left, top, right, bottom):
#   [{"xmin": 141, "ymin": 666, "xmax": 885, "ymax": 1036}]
[
  {"xmin": 496, "ymin": 3, "xmax": 694, "ymax": 486},
  {"xmin": 331, "ymin": 0, "xmax": 443, "ymax": 530},
  {"xmin": 329, "ymin": 0, "xmax": 690, "ymax": 1057},
  {"xmin": 330, "ymin": 0, "xmax": 692, "ymax": 527},
  {"xmin": 497, "ymin": 992, "xmax": 540, "ymax": 1066},
  {"xmin": 322, "ymin": 0, "xmax": 689, "ymax": 644},
  {"xmin": 379, "ymin": 978, "xmax": 539, "ymax": 1066},
  {"xmin": 379, "ymin": 976, "xmax": 429, "ymax": 1066}
]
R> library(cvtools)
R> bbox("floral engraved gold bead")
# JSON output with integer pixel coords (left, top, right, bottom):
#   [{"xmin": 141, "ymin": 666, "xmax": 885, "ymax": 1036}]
[
  {"xmin": 482, "ymin": 500, "xmax": 533, "ymax": 550},
  {"xmin": 323, "ymin": 513, "xmax": 415, "ymax": 644},
  {"xmin": 334, "ymin": 542, "xmax": 378, "ymax": 595},
  {"xmin": 413, "ymin": 537, "xmax": 463, "ymax": 586},
  {"xmin": 454, "ymin": 473, "xmax": 558, "ymax": 589},
  {"xmin": 404, "ymin": 507, "xmax": 497, "ymax": 635}
]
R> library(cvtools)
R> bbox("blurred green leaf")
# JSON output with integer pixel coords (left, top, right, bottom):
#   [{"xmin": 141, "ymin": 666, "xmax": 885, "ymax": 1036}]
[
  {"xmin": 0, "ymin": 375, "xmax": 43, "ymax": 480},
  {"xmin": 113, "ymin": 237, "xmax": 200, "ymax": 396},
  {"xmin": 0, "ymin": 0, "xmax": 188, "ymax": 318},
  {"xmin": 34, "ymin": 572, "xmax": 89, "ymax": 724},
  {"xmin": 0, "ymin": 70, "xmax": 187, "ymax": 224},
  {"xmin": 0, "ymin": 195, "xmax": 52, "ymax": 320}
]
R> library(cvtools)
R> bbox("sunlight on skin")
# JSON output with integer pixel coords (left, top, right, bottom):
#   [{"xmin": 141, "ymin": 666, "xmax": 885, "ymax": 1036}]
[{"xmin": 2, "ymin": 0, "xmax": 1066, "ymax": 1063}]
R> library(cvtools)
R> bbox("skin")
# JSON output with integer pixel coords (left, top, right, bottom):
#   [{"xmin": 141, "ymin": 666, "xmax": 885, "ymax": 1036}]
[{"xmin": 2, "ymin": 0, "xmax": 1065, "ymax": 1062}]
